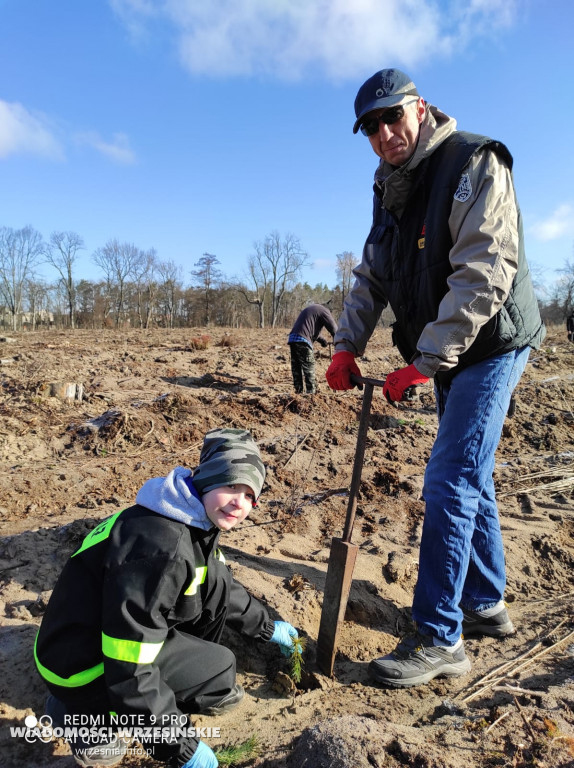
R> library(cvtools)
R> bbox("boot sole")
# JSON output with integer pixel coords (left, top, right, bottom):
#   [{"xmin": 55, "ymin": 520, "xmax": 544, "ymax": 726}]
[
  {"xmin": 368, "ymin": 657, "xmax": 471, "ymax": 688},
  {"xmin": 73, "ymin": 740, "xmax": 127, "ymax": 767},
  {"xmin": 201, "ymin": 684, "xmax": 245, "ymax": 716}
]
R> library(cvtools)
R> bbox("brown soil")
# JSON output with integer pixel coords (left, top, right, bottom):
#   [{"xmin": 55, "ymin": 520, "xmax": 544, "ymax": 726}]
[{"xmin": 1, "ymin": 327, "xmax": 573, "ymax": 768}]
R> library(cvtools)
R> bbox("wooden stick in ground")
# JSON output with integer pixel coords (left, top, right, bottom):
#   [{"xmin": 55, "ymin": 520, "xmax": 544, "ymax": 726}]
[
  {"xmin": 507, "ymin": 629, "xmax": 574, "ymax": 678},
  {"xmin": 461, "ymin": 642, "xmax": 543, "ymax": 703},
  {"xmin": 513, "ymin": 696, "xmax": 537, "ymax": 740},
  {"xmin": 284, "ymin": 434, "xmax": 309, "ymax": 467},
  {"xmin": 469, "ymin": 618, "xmax": 566, "ymax": 688},
  {"xmin": 528, "ymin": 591, "xmax": 574, "ymax": 605},
  {"xmin": 492, "ymin": 684, "xmax": 542, "ymax": 696},
  {"xmin": 461, "ymin": 625, "xmax": 574, "ymax": 704},
  {"xmin": 485, "ymin": 711, "xmax": 511, "ymax": 734}
]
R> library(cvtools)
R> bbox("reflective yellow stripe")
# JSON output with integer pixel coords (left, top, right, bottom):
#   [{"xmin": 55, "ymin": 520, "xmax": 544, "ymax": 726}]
[
  {"xmin": 72, "ymin": 511, "xmax": 123, "ymax": 557},
  {"xmin": 184, "ymin": 565, "xmax": 207, "ymax": 595},
  {"xmin": 215, "ymin": 549, "xmax": 226, "ymax": 563},
  {"xmin": 34, "ymin": 633, "xmax": 104, "ymax": 688},
  {"xmin": 102, "ymin": 633, "xmax": 164, "ymax": 664}
]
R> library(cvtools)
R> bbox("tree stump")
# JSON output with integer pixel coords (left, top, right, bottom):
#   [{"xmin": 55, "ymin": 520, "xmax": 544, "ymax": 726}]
[{"xmin": 41, "ymin": 382, "xmax": 84, "ymax": 402}]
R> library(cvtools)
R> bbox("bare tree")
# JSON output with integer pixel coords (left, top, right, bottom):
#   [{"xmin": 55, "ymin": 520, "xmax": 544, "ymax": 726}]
[
  {"xmin": 92, "ymin": 240, "xmax": 140, "ymax": 326},
  {"xmin": 24, "ymin": 278, "xmax": 50, "ymax": 330},
  {"xmin": 525, "ymin": 260, "xmax": 549, "ymax": 301},
  {"xmin": 216, "ymin": 283, "xmax": 251, "ymax": 327},
  {"xmin": 157, "ymin": 260, "xmax": 183, "ymax": 329},
  {"xmin": 554, "ymin": 257, "xmax": 574, "ymax": 316},
  {"xmin": 335, "ymin": 251, "xmax": 359, "ymax": 310},
  {"xmin": 238, "ymin": 255, "xmax": 271, "ymax": 328},
  {"xmin": 190, "ymin": 253, "xmax": 223, "ymax": 326},
  {"xmin": 45, "ymin": 231, "xmax": 85, "ymax": 329},
  {"xmin": 75, "ymin": 280, "xmax": 95, "ymax": 328},
  {"xmin": 0, "ymin": 225, "xmax": 44, "ymax": 330},
  {"xmin": 132, "ymin": 248, "xmax": 158, "ymax": 328},
  {"xmin": 252, "ymin": 231, "xmax": 309, "ymax": 328}
]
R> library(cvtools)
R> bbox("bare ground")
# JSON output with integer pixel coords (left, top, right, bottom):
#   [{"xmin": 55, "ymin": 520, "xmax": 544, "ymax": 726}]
[{"xmin": 0, "ymin": 326, "xmax": 573, "ymax": 768}]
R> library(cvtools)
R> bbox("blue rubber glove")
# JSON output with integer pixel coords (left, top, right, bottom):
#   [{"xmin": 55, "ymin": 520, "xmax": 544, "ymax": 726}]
[
  {"xmin": 270, "ymin": 621, "xmax": 300, "ymax": 657},
  {"xmin": 182, "ymin": 741, "xmax": 219, "ymax": 768}
]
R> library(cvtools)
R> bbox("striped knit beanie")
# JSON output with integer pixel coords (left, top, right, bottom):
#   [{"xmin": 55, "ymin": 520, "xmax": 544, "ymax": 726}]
[{"xmin": 192, "ymin": 428, "xmax": 265, "ymax": 500}]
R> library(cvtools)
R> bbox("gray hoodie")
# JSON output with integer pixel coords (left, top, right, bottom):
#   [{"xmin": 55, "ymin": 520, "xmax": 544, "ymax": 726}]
[{"xmin": 135, "ymin": 466, "xmax": 213, "ymax": 531}]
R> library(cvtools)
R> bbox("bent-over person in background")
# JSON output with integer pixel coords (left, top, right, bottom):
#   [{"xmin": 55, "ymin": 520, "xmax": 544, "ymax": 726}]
[{"xmin": 288, "ymin": 303, "xmax": 337, "ymax": 394}]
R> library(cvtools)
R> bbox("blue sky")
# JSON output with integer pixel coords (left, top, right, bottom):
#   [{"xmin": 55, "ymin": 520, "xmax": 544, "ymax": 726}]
[{"xmin": 0, "ymin": 0, "xmax": 572, "ymax": 294}]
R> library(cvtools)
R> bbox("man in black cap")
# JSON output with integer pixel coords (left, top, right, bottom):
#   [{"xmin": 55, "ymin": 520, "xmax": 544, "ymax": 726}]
[{"xmin": 326, "ymin": 68, "xmax": 545, "ymax": 688}]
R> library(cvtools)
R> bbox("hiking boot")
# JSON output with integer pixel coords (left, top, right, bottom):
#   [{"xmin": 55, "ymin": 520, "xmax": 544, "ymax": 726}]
[
  {"xmin": 45, "ymin": 695, "xmax": 128, "ymax": 767},
  {"xmin": 462, "ymin": 601, "xmax": 515, "ymax": 637},
  {"xmin": 368, "ymin": 632, "xmax": 471, "ymax": 688},
  {"xmin": 45, "ymin": 694, "xmax": 67, "ymax": 728},
  {"xmin": 72, "ymin": 733, "xmax": 128, "ymax": 767},
  {"xmin": 201, "ymin": 683, "xmax": 245, "ymax": 716}
]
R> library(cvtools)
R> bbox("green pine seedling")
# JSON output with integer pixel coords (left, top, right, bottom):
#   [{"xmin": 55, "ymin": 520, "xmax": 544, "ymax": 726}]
[
  {"xmin": 289, "ymin": 635, "xmax": 307, "ymax": 684},
  {"xmin": 214, "ymin": 735, "xmax": 260, "ymax": 766}
]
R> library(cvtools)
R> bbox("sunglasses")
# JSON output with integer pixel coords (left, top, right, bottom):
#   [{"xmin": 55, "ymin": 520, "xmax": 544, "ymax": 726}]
[{"xmin": 360, "ymin": 102, "xmax": 415, "ymax": 136}]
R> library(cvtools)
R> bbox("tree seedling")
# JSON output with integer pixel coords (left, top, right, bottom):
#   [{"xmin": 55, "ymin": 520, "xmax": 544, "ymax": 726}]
[
  {"xmin": 289, "ymin": 635, "xmax": 307, "ymax": 684},
  {"xmin": 214, "ymin": 735, "xmax": 261, "ymax": 766}
]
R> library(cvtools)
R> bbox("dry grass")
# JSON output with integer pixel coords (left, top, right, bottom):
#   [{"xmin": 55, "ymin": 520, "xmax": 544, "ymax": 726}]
[{"xmin": 189, "ymin": 334, "xmax": 211, "ymax": 350}]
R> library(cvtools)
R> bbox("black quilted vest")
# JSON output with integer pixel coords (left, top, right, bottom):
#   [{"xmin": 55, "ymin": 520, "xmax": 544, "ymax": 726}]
[{"xmin": 367, "ymin": 131, "xmax": 545, "ymax": 382}]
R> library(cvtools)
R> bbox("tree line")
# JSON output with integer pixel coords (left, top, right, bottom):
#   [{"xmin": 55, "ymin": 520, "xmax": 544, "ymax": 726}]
[
  {"xmin": 0, "ymin": 224, "xmax": 571, "ymax": 332},
  {"xmin": 0, "ymin": 226, "xmax": 362, "ymax": 331}
]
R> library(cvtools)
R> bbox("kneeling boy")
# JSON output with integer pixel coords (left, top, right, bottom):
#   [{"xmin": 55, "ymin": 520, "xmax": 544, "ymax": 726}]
[{"xmin": 35, "ymin": 428, "xmax": 299, "ymax": 768}]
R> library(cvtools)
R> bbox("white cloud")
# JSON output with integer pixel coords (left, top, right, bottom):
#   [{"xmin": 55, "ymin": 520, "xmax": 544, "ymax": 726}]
[
  {"xmin": 108, "ymin": 0, "xmax": 159, "ymax": 40},
  {"xmin": 110, "ymin": 0, "xmax": 519, "ymax": 80},
  {"xmin": 0, "ymin": 98, "xmax": 135, "ymax": 166},
  {"xmin": 75, "ymin": 131, "xmax": 137, "ymax": 165},
  {"xmin": 0, "ymin": 100, "xmax": 63, "ymax": 160},
  {"xmin": 530, "ymin": 204, "xmax": 573, "ymax": 242}
]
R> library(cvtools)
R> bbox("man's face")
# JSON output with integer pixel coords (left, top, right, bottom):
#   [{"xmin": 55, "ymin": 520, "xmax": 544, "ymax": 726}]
[
  {"xmin": 367, "ymin": 98, "xmax": 425, "ymax": 166},
  {"xmin": 202, "ymin": 483, "xmax": 255, "ymax": 531}
]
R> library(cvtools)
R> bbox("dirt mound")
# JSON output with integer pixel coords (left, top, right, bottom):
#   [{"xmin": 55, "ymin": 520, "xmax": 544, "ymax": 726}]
[{"xmin": 0, "ymin": 326, "xmax": 573, "ymax": 768}]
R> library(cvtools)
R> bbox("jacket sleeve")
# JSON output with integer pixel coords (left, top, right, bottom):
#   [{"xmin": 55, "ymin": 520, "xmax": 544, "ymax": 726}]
[
  {"xmin": 322, "ymin": 308, "xmax": 338, "ymax": 338},
  {"xmin": 101, "ymin": 554, "xmax": 199, "ymax": 766},
  {"xmin": 414, "ymin": 149, "xmax": 519, "ymax": 377},
  {"xmin": 225, "ymin": 573, "xmax": 275, "ymax": 640},
  {"xmin": 333, "ymin": 232, "xmax": 389, "ymax": 355}
]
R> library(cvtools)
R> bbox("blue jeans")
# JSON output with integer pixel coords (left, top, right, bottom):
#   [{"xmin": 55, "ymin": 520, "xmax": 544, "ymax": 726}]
[{"xmin": 412, "ymin": 347, "xmax": 530, "ymax": 645}]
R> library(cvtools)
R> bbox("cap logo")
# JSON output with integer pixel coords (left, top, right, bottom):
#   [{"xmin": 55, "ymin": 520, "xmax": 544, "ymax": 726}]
[{"xmin": 376, "ymin": 76, "xmax": 395, "ymax": 98}]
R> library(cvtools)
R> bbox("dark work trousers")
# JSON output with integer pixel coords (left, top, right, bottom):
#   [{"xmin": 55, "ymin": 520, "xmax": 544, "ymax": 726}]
[
  {"xmin": 289, "ymin": 341, "xmax": 316, "ymax": 393},
  {"xmin": 157, "ymin": 617, "xmax": 236, "ymax": 714},
  {"xmin": 45, "ymin": 612, "xmax": 236, "ymax": 720}
]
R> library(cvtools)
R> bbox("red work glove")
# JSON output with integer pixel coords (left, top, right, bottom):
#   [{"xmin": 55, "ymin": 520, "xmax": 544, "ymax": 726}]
[
  {"xmin": 383, "ymin": 364, "xmax": 429, "ymax": 403},
  {"xmin": 325, "ymin": 351, "xmax": 362, "ymax": 391}
]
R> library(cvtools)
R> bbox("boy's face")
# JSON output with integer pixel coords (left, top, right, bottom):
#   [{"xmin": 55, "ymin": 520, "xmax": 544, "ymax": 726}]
[{"xmin": 202, "ymin": 483, "xmax": 256, "ymax": 531}]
